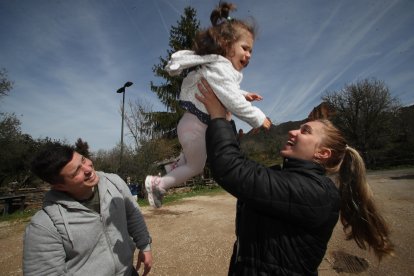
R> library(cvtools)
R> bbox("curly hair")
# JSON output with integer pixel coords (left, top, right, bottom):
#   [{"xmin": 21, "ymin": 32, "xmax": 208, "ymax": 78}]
[{"xmin": 193, "ymin": 2, "xmax": 256, "ymax": 57}]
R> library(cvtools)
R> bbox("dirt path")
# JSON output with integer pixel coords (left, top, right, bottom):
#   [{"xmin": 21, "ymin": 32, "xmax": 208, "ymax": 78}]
[{"xmin": 1, "ymin": 168, "xmax": 413, "ymax": 276}]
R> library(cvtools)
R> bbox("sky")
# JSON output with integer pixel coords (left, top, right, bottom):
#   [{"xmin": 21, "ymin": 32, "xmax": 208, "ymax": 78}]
[{"xmin": 1, "ymin": 0, "xmax": 413, "ymax": 152}]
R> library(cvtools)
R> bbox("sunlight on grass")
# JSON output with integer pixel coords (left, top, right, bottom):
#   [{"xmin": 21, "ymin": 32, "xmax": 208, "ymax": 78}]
[
  {"xmin": 0, "ymin": 209, "xmax": 37, "ymax": 222},
  {"xmin": 1, "ymin": 185, "xmax": 225, "ymax": 221},
  {"xmin": 138, "ymin": 184, "xmax": 225, "ymax": 207}
]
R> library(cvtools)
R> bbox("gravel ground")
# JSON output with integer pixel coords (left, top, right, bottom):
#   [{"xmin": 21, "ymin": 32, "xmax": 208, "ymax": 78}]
[{"xmin": 1, "ymin": 168, "xmax": 413, "ymax": 276}]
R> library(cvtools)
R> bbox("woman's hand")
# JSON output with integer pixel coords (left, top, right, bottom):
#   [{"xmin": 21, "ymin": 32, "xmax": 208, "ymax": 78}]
[{"xmin": 195, "ymin": 78, "xmax": 227, "ymax": 119}]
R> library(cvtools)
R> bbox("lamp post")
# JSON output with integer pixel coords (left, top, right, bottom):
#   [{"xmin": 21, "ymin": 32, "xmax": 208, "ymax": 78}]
[{"xmin": 116, "ymin": 81, "xmax": 133, "ymax": 173}]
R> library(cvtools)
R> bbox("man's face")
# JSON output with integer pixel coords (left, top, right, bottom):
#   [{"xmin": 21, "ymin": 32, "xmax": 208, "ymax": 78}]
[
  {"xmin": 55, "ymin": 152, "xmax": 99, "ymax": 194},
  {"xmin": 225, "ymin": 31, "xmax": 254, "ymax": 72}
]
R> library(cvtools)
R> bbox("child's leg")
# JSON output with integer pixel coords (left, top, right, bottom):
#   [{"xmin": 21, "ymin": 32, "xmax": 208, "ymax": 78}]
[
  {"xmin": 159, "ymin": 113, "xmax": 207, "ymax": 190},
  {"xmin": 164, "ymin": 152, "xmax": 186, "ymax": 173},
  {"xmin": 175, "ymin": 152, "xmax": 187, "ymax": 167}
]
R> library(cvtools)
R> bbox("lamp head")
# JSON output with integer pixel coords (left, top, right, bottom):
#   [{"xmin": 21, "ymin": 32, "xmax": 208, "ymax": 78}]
[{"xmin": 116, "ymin": 81, "xmax": 133, "ymax": 93}]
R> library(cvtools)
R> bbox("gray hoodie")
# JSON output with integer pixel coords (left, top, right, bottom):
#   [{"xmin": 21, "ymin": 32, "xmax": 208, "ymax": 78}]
[{"xmin": 23, "ymin": 172, "xmax": 151, "ymax": 276}]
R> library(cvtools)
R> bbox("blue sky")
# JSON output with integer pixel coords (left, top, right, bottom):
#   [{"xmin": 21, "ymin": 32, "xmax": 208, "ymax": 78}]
[{"xmin": 1, "ymin": 0, "xmax": 413, "ymax": 151}]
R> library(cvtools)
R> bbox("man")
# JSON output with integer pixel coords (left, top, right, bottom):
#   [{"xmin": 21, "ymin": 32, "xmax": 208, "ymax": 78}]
[{"xmin": 23, "ymin": 143, "xmax": 152, "ymax": 276}]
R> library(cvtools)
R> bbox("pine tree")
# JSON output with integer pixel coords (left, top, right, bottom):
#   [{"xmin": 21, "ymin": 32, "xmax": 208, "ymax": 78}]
[
  {"xmin": 148, "ymin": 6, "xmax": 200, "ymax": 138},
  {"xmin": 75, "ymin": 138, "xmax": 90, "ymax": 158}
]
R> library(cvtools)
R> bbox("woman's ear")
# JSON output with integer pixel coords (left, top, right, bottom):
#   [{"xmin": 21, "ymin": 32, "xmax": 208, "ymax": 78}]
[{"xmin": 314, "ymin": 147, "xmax": 332, "ymax": 160}]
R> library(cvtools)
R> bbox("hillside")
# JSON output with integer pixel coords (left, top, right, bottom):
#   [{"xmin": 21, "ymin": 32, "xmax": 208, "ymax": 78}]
[
  {"xmin": 238, "ymin": 102, "xmax": 331, "ymax": 165},
  {"xmin": 239, "ymin": 102, "xmax": 414, "ymax": 168}
]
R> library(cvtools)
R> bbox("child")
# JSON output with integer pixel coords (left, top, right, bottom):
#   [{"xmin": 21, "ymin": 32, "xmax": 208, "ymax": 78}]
[{"xmin": 145, "ymin": 2, "xmax": 271, "ymax": 208}]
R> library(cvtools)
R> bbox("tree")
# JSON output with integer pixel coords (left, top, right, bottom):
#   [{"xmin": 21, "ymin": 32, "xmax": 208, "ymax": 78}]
[
  {"xmin": 124, "ymin": 99, "xmax": 155, "ymax": 149},
  {"xmin": 0, "ymin": 68, "xmax": 13, "ymax": 100},
  {"xmin": 75, "ymin": 138, "xmax": 90, "ymax": 158},
  {"xmin": 322, "ymin": 78, "xmax": 401, "ymax": 165},
  {"xmin": 93, "ymin": 148, "xmax": 119, "ymax": 174},
  {"xmin": 133, "ymin": 138, "xmax": 179, "ymax": 180},
  {"xmin": 148, "ymin": 6, "xmax": 200, "ymax": 138},
  {"xmin": 0, "ymin": 113, "xmax": 39, "ymax": 188},
  {"xmin": 0, "ymin": 70, "xmax": 32, "ymax": 188},
  {"xmin": 0, "ymin": 113, "xmax": 22, "ymax": 186}
]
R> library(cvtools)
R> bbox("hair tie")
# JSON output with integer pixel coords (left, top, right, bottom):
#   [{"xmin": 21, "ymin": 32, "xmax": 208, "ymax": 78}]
[{"xmin": 217, "ymin": 16, "xmax": 233, "ymax": 25}]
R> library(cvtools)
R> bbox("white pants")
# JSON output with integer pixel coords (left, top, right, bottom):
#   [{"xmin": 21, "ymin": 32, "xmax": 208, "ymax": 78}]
[{"xmin": 160, "ymin": 112, "xmax": 207, "ymax": 190}]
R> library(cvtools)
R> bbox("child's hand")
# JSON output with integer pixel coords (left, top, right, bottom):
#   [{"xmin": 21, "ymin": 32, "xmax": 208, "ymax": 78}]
[
  {"xmin": 262, "ymin": 117, "xmax": 272, "ymax": 130},
  {"xmin": 251, "ymin": 118, "xmax": 272, "ymax": 135},
  {"xmin": 245, "ymin": 92, "xmax": 263, "ymax": 102}
]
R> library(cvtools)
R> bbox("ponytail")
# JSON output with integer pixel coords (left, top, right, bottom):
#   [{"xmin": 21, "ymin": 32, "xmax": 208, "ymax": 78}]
[
  {"xmin": 316, "ymin": 119, "xmax": 394, "ymax": 261},
  {"xmin": 193, "ymin": 2, "xmax": 256, "ymax": 56},
  {"xmin": 338, "ymin": 146, "xmax": 394, "ymax": 260}
]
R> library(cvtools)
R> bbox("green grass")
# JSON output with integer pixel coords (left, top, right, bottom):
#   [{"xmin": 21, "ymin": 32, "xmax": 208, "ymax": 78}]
[
  {"xmin": 0, "ymin": 184, "xmax": 225, "ymax": 221},
  {"xmin": 0, "ymin": 209, "xmax": 37, "ymax": 222},
  {"xmin": 138, "ymin": 184, "xmax": 225, "ymax": 207}
]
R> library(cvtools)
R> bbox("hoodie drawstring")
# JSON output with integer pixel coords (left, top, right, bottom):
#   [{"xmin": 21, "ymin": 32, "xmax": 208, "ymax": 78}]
[{"xmin": 58, "ymin": 204, "xmax": 74, "ymax": 248}]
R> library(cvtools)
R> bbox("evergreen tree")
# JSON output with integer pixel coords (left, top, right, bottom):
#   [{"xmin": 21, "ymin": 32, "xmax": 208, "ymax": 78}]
[
  {"xmin": 148, "ymin": 6, "xmax": 200, "ymax": 138},
  {"xmin": 75, "ymin": 138, "xmax": 90, "ymax": 158}
]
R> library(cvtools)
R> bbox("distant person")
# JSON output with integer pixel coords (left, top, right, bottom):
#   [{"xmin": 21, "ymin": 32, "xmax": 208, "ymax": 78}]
[
  {"xmin": 145, "ymin": 2, "xmax": 271, "ymax": 208},
  {"xmin": 23, "ymin": 143, "xmax": 152, "ymax": 276},
  {"xmin": 196, "ymin": 78, "xmax": 394, "ymax": 275}
]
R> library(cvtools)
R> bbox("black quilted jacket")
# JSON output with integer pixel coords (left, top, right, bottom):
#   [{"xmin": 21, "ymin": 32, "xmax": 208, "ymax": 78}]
[{"xmin": 206, "ymin": 119, "xmax": 340, "ymax": 276}]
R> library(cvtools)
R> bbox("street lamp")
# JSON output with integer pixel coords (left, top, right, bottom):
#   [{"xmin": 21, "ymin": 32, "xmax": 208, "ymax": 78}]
[{"xmin": 116, "ymin": 81, "xmax": 133, "ymax": 173}]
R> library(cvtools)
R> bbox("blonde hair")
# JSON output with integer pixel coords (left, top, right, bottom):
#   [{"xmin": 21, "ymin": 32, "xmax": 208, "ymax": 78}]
[{"xmin": 317, "ymin": 119, "xmax": 394, "ymax": 261}]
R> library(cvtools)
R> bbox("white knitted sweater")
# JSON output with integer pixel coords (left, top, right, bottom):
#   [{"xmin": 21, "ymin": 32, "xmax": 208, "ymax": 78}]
[{"xmin": 165, "ymin": 50, "xmax": 266, "ymax": 128}]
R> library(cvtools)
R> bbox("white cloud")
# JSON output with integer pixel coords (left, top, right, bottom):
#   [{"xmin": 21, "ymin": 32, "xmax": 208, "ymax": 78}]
[{"xmin": 1, "ymin": 0, "xmax": 413, "ymax": 150}]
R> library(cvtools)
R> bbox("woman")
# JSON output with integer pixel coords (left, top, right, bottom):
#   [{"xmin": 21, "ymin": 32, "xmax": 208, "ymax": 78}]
[{"xmin": 195, "ymin": 78, "xmax": 394, "ymax": 275}]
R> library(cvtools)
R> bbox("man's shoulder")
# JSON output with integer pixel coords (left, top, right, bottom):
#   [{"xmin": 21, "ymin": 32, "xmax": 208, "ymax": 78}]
[
  {"xmin": 28, "ymin": 208, "xmax": 55, "ymax": 228},
  {"xmin": 98, "ymin": 172, "xmax": 127, "ymax": 194},
  {"xmin": 98, "ymin": 171, "xmax": 123, "ymax": 184}
]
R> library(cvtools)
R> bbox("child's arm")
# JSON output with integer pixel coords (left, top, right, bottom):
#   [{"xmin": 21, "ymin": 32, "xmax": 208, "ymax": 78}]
[
  {"xmin": 250, "ymin": 117, "xmax": 272, "ymax": 134},
  {"xmin": 262, "ymin": 117, "xmax": 272, "ymax": 129},
  {"xmin": 201, "ymin": 61, "xmax": 268, "ymax": 128}
]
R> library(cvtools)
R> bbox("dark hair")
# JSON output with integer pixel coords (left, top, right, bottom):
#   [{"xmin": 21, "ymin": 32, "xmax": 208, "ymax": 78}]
[
  {"xmin": 31, "ymin": 143, "xmax": 75, "ymax": 185},
  {"xmin": 317, "ymin": 119, "xmax": 394, "ymax": 261},
  {"xmin": 193, "ymin": 2, "xmax": 256, "ymax": 56}
]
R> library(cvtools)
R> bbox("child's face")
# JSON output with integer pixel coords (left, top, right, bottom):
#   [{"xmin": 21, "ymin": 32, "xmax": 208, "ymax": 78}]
[{"xmin": 226, "ymin": 31, "xmax": 254, "ymax": 72}]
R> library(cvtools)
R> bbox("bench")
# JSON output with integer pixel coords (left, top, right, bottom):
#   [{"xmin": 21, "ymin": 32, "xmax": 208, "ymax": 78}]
[{"xmin": 0, "ymin": 195, "xmax": 26, "ymax": 216}]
